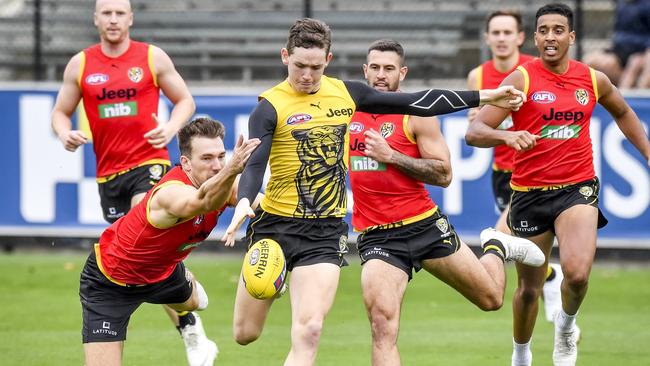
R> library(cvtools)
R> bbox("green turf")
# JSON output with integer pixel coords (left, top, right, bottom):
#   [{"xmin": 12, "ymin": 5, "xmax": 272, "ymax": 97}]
[{"xmin": 1, "ymin": 251, "xmax": 649, "ymax": 365}]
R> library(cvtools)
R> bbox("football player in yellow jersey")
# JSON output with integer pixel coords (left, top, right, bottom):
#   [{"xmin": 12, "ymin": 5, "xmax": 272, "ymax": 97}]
[{"xmin": 221, "ymin": 18, "xmax": 529, "ymax": 366}]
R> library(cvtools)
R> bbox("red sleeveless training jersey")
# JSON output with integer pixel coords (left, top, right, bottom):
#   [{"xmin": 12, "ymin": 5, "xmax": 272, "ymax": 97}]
[
  {"xmin": 80, "ymin": 40, "xmax": 169, "ymax": 178},
  {"xmin": 477, "ymin": 54, "xmax": 535, "ymax": 171},
  {"xmin": 349, "ymin": 112, "xmax": 437, "ymax": 231},
  {"xmin": 97, "ymin": 166, "xmax": 225, "ymax": 284},
  {"xmin": 510, "ymin": 59, "xmax": 598, "ymax": 188}
]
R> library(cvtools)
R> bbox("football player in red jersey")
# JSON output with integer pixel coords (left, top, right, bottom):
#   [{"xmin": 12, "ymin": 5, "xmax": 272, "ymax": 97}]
[
  {"xmin": 466, "ymin": 4, "xmax": 650, "ymax": 366},
  {"xmin": 349, "ymin": 39, "xmax": 545, "ymax": 366},
  {"xmin": 79, "ymin": 118, "xmax": 260, "ymax": 366},
  {"xmin": 50, "ymin": 1, "xmax": 219, "ymax": 365},
  {"xmin": 468, "ymin": 10, "xmax": 566, "ymax": 327}
]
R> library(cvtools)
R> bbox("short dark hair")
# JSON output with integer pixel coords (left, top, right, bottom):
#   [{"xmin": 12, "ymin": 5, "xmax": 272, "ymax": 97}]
[
  {"xmin": 286, "ymin": 18, "xmax": 332, "ymax": 55},
  {"xmin": 178, "ymin": 117, "xmax": 225, "ymax": 157},
  {"xmin": 536, "ymin": 3, "xmax": 573, "ymax": 31},
  {"xmin": 367, "ymin": 39, "xmax": 405, "ymax": 64},
  {"xmin": 485, "ymin": 10, "xmax": 523, "ymax": 32}
]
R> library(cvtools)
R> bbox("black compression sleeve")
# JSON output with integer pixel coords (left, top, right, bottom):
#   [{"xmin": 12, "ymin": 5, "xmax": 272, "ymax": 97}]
[
  {"xmin": 344, "ymin": 80, "xmax": 480, "ymax": 116},
  {"xmin": 237, "ymin": 99, "xmax": 276, "ymax": 203}
]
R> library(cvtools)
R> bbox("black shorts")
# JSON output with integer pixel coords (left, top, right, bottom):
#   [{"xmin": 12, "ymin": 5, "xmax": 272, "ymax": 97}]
[
  {"xmin": 98, "ymin": 164, "xmax": 169, "ymax": 223},
  {"xmin": 508, "ymin": 177, "xmax": 608, "ymax": 237},
  {"xmin": 356, "ymin": 211, "xmax": 461, "ymax": 280},
  {"xmin": 79, "ymin": 250, "xmax": 192, "ymax": 343},
  {"xmin": 245, "ymin": 210, "xmax": 349, "ymax": 271},
  {"xmin": 492, "ymin": 170, "xmax": 513, "ymax": 212}
]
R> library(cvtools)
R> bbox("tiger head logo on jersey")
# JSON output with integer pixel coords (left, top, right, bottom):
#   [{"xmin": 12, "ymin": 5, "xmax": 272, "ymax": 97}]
[
  {"xmin": 575, "ymin": 89, "xmax": 589, "ymax": 106},
  {"xmin": 128, "ymin": 67, "xmax": 143, "ymax": 83},
  {"xmin": 291, "ymin": 124, "xmax": 347, "ymax": 218},
  {"xmin": 380, "ymin": 122, "xmax": 395, "ymax": 138}
]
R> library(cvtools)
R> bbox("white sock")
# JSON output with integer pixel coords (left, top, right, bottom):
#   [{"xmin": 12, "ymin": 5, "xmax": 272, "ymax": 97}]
[
  {"xmin": 555, "ymin": 308, "xmax": 577, "ymax": 332},
  {"xmin": 512, "ymin": 338, "xmax": 532, "ymax": 366},
  {"xmin": 195, "ymin": 281, "xmax": 209, "ymax": 310}
]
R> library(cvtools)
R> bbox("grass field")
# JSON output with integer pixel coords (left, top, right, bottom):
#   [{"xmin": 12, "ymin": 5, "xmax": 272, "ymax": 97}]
[{"xmin": 1, "ymin": 251, "xmax": 649, "ymax": 365}]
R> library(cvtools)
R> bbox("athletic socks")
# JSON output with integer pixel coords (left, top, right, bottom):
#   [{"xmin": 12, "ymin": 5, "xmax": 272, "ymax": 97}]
[
  {"xmin": 555, "ymin": 308, "xmax": 577, "ymax": 332},
  {"xmin": 482, "ymin": 239, "xmax": 507, "ymax": 262},
  {"xmin": 175, "ymin": 311, "xmax": 197, "ymax": 334},
  {"xmin": 512, "ymin": 338, "xmax": 532, "ymax": 366}
]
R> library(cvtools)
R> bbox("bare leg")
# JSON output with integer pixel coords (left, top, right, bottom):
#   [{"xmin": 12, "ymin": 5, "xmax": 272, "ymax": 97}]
[
  {"xmin": 361, "ymin": 259, "xmax": 408, "ymax": 366},
  {"xmin": 619, "ymin": 53, "xmax": 645, "ymax": 89},
  {"xmin": 285, "ymin": 263, "xmax": 340, "ymax": 366},
  {"xmin": 84, "ymin": 341, "xmax": 124, "ymax": 366},
  {"xmin": 495, "ymin": 204, "xmax": 511, "ymax": 234}
]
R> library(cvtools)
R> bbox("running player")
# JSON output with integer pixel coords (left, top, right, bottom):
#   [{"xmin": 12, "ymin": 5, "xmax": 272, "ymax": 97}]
[
  {"xmin": 466, "ymin": 4, "xmax": 650, "ymax": 365},
  {"xmin": 221, "ymin": 18, "xmax": 528, "ymax": 366},
  {"xmin": 79, "ymin": 118, "xmax": 260, "ymax": 366},
  {"xmin": 50, "ymin": 1, "xmax": 214, "ymax": 364},
  {"xmin": 351, "ymin": 39, "xmax": 545, "ymax": 366},
  {"xmin": 467, "ymin": 9, "xmax": 564, "ymax": 324}
]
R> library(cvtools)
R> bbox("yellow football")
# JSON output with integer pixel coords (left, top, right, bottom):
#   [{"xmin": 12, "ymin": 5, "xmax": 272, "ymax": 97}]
[{"xmin": 242, "ymin": 238, "xmax": 287, "ymax": 299}]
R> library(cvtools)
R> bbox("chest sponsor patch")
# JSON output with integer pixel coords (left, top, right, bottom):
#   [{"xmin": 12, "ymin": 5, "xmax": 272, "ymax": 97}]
[
  {"xmin": 540, "ymin": 124, "xmax": 581, "ymax": 139},
  {"xmin": 98, "ymin": 101, "xmax": 138, "ymax": 118},
  {"xmin": 85, "ymin": 73, "xmax": 109, "ymax": 85},
  {"xmin": 350, "ymin": 156, "xmax": 386, "ymax": 171}
]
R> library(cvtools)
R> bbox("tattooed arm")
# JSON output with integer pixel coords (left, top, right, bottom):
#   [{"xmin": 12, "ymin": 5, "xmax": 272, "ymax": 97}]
[{"xmin": 363, "ymin": 115, "xmax": 451, "ymax": 187}]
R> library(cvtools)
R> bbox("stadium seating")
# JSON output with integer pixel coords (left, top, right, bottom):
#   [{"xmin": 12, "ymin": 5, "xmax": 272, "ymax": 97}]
[{"xmin": 0, "ymin": 0, "xmax": 614, "ymax": 83}]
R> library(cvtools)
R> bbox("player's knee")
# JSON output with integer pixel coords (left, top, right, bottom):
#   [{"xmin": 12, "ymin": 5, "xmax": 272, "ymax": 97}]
[
  {"xmin": 294, "ymin": 318, "xmax": 324, "ymax": 346},
  {"xmin": 563, "ymin": 270, "xmax": 589, "ymax": 290},
  {"xmin": 368, "ymin": 305, "xmax": 399, "ymax": 340},
  {"xmin": 233, "ymin": 323, "xmax": 261, "ymax": 345},
  {"xmin": 516, "ymin": 285, "xmax": 542, "ymax": 305},
  {"xmin": 476, "ymin": 294, "xmax": 503, "ymax": 312}
]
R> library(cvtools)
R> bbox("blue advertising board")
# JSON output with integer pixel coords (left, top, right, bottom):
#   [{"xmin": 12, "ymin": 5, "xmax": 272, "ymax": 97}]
[{"xmin": 1, "ymin": 88, "xmax": 648, "ymax": 247}]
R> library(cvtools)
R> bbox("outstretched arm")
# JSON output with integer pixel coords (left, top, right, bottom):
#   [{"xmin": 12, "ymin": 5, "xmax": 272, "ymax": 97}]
[
  {"xmin": 596, "ymin": 70, "xmax": 650, "ymax": 165},
  {"xmin": 149, "ymin": 135, "xmax": 261, "ymax": 229},
  {"xmin": 345, "ymin": 81, "xmax": 524, "ymax": 117}
]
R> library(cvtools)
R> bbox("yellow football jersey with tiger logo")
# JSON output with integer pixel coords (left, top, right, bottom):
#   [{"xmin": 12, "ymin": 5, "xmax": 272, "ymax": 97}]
[{"xmin": 259, "ymin": 75, "xmax": 356, "ymax": 218}]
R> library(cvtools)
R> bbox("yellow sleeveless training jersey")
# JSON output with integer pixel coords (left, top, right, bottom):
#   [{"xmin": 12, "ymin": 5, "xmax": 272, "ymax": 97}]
[{"xmin": 259, "ymin": 76, "xmax": 356, "ymax": 218}]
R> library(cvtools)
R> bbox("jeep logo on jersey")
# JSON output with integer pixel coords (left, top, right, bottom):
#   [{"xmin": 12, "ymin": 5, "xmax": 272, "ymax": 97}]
[
  {"xmin": 532, "ymin": 91, "xmax": 556, "ymax": 104},
  {"xmin": 85, "ymin": 73, "xmax": 108, "ymax": 85},
  {"xmin": 349, "ymin": 122, "xmax": 364, "ymax": 134},
  {"xmin": 326, "ymin": 107, "xmax": 354, "ymax": 118},
  {"xmin": 98, "ymin": 102, "xmax": 138, "ymax": 118},
  {"xmin": 541, "ymin": 124, "xmax": 581, "ymax": 139},
  {"xmin": 286, "ymin": 113, "xmax": 312, "ymax": 125},
  {"xmin": 575, "ymin": 89, "xmax": 589, "ymax": 106},
  {"xmin": 542, "ymin": 108, "xmax": 584, "ymax": 122},
  {"xmin": 128, "ymin": 67, "xmax": 143, "ymax": 83},
  {"xmin": 380, "ymin": 122, "xmax": 395, "ymax": 138},
  {"xmin": 96, "ymin": 87, "xmax": 137, "ymax": 100},
  {"xmin": 350, "ymin": 156, "xmax": 386, "ymax": 171}
]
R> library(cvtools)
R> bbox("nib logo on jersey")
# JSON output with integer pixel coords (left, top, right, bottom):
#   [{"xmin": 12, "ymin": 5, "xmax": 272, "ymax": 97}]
[
  {"xmin": 350, "ymin": 156, "xmax": 386, "ymax": 172},
  {"xmin": 97, "ymin": 87, "xmax": 138, "ymax": 118},
  {"xmin": 541, "ymin": 108, "xmax": 585, "ymax": 139}
]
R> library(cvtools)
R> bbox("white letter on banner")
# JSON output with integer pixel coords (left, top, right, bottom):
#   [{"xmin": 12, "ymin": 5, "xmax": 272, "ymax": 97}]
[
  {"xmin": 19, "ymin": 95, "xmax": 84, "ymax": 222},
  {"xmin": 442, "ymin": 117, "xmax": 491, "ymax": 215},
  {"xmin": 590, "ymin": 118, "xmax": 601, "ymax": 177},
  {"xmin": 603, "ymin": 121, "xmax": 649, "ymax": 218}
]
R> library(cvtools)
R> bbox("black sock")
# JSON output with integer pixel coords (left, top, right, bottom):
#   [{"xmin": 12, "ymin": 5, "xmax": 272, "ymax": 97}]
[
  {"xmin": 178, "ymin": 311, "xmax": 196, "ymax": 329},
  {"xmin": 482, "ymin": 239, "xmax": 506, "ymax": 262}
]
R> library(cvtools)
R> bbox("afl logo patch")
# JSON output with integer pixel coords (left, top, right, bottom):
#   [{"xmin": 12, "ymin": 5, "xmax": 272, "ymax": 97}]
[
  {"xmin": 286, "ymin": 113, "xmax": 312, "ymax": 125},
  {"xmin": 575, "ymin": 89, "xmax": 589, "ymax": 106},
  {"xmin": 380, "ymin": 122, "xmax": 395, "ymax": 138},
  {"xmin": 532, "ymin": 91, "xmax": 556, "ymax": 104},
  {"xmin": 349, "ymin": 121, "xmax": 364, "ymax": 134},
  {"xmin": 127, "ymin": 67, "xmax": 143, "ymax": 83},
  {"xmin": 86, "ymin": 73, "xmax": 108, "ymax": 85}
]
